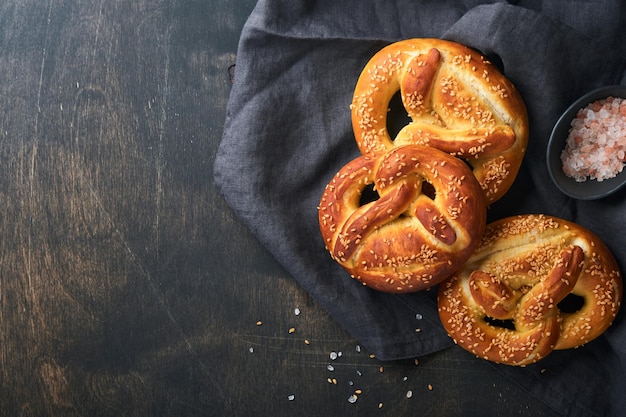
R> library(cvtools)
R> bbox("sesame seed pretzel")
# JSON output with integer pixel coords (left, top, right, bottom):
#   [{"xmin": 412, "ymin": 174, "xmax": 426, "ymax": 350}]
[
  {"xmin": 437, "ymin": 214, "xmax": 623, "ymax": 366},
  {"xmin": 351, "ymin": 38, "xmax": 529, "ymax": 204},
  {"xmin": 318, "ymin": 144, "xmax": 486, "ymax": 293}
]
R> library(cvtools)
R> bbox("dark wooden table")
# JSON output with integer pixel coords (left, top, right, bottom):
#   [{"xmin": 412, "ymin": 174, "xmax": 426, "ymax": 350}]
[{"xmin": 0, "ymin": 1, "xmax": 561, "ymax": 415}]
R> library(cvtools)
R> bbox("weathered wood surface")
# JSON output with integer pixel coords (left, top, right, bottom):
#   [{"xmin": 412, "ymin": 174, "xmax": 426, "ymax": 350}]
[{"xmin": 0, "ymin": 1, "xmax": 559, "ymax": 416}]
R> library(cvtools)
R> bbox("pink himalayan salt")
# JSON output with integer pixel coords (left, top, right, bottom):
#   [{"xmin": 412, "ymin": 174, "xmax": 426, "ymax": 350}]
[{"xmin": 561, "ymin": 96, "xmax": 626, "ymax": 182}]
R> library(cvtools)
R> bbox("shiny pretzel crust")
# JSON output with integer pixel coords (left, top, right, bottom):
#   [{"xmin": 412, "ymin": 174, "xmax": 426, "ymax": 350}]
[
  {"xmin": 318, "ymin": 145, "xmax": 486, "ymax": 293},
  {"xmin": 437, "ymin": 214, "xmax": 623, "ymax": 366},
  {"xmin": 351, "ymin": 38, "xmax": 529, "ymax": 204}
]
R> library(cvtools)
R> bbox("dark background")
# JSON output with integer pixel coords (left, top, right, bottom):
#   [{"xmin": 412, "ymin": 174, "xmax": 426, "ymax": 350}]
[{"xmin": 0, "ymin": 1, "xmax": 561, "ymax": 415}]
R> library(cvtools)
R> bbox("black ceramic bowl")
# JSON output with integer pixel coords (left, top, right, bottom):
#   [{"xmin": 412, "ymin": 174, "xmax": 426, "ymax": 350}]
[{"xmin": 546, "ymin": 85, "xmax": 626, "ymax": 200}]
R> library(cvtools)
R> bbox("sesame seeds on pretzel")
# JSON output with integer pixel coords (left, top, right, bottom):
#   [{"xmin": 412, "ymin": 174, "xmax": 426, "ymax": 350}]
[
  {"xmin": 350, "ymin": 38, "xmax": 529, "ymax": 204},
  {"xmin": 318, "ymin": 144, "xmax": 487, "ymax": 293},
  {"xmin": 437, "ymin": 214, "xmax": 623, "ymax": 366}
]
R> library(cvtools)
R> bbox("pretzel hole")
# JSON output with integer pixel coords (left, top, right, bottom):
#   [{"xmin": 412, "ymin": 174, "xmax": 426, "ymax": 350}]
[
  {"xmin": 387, "ymin": 91, "xmax": 411, "ymax": 139},
  {"xmin": 557, "ymin": 293, "xmax": 585, "ymax": 314},
  {"xmin": 421, "ymin": 181, "xmax": 436, "ymax": 200},
  {"xmin": 359, "ymin": 183, "xmax": 380, "ymax": 206},
  {"xmin": 484, "ymin": 316, "xmax": 516, "ymax": 330}
]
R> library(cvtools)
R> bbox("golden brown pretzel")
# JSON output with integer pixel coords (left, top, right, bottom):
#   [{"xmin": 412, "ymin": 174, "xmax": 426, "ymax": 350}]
[
  {"xmin": 437, "ymin": 214, "xmax": 623, "ymax": 366},
  {"xmin": 318, "ymin": 144, "xmax": 487, "ymax": 293},
  {"xmin": 351, "ymin": 38, "xmax": 529, "ymax": 204}
]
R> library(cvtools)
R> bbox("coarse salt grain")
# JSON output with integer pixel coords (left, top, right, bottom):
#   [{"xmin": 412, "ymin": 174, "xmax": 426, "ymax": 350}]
[{"xmin": 561, "ymin": 96, "xmax": 626, "ymax": 182}]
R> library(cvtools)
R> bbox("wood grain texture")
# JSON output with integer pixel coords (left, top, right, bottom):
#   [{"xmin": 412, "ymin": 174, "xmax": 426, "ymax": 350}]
[{"xmin": 0, "ymin": 1, "xmax": 560, "ymax": 416}]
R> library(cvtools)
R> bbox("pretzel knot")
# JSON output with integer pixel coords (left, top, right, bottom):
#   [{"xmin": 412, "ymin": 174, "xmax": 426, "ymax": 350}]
[
  {"xmin": 437, "ymin": 214, "xmax": 623, "ymax": 366},
  {"xmin": 318, "ymin": 144, "xmax": 486, "ymax": 293},
  {"xmin": 351, "ymin": 38, "xmax": 529, "ymax": 204}
]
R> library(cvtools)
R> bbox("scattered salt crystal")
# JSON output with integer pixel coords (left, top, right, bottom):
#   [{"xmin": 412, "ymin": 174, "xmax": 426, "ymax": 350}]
[
  {"xmin": 288, "ymin": 394, "xmax": 295, "ymax": 401},
  {"xmin": 406, "ymin": 390, "xmax": 413, "ymax": 398},
  {"xmin": 415, "ymin": 313, "xmax": 423, "ymax": 320},
  {"xmin": 355, "ymin": 344, "xmax": 361, "ymax": 353},
  {"xmin": 561, "ymin": 96, "xmax": 626, "ymax": 182},
  {"xmin": 348, "ymin": 394, "xmax": 358, "ymax": 403},
  {"xmin": 330, "ymin": 351, "xmax": 338, "ymax": 360},
  {"xmin": 294, "ymin": 308, "xmax": 300, "ymax": 316},
  {"xmin": 327, "ymin": 364, "xmax": 335, "ymax": 372},
  {"xmin": 249, "ymin": 347, "xmax": 254, "ymax": 353}
]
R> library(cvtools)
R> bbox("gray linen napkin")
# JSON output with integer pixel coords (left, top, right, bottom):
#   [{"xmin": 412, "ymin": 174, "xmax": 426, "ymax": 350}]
[{"xmin": 214, "ymin": 1, "xmax": 626, "ymax": 415}]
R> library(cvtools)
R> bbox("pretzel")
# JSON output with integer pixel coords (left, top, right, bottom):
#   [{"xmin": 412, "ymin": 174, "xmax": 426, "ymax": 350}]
[
  {"xmin": 350, "ymin": 38, "xmax": 529, "ymax": 204},
  {"xmin": 318, "ymin": 144, "xmax": 487, "ymax": 293},
  {"xmin": 437, "ymin": 214, "xmax": 623, "ymax": 366}
]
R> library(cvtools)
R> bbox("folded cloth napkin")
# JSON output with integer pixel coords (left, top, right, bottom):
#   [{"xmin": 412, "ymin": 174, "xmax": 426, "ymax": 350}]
[{"xmin": 214, "ymin": 0, "xmax": 626, "ymax": 415}]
